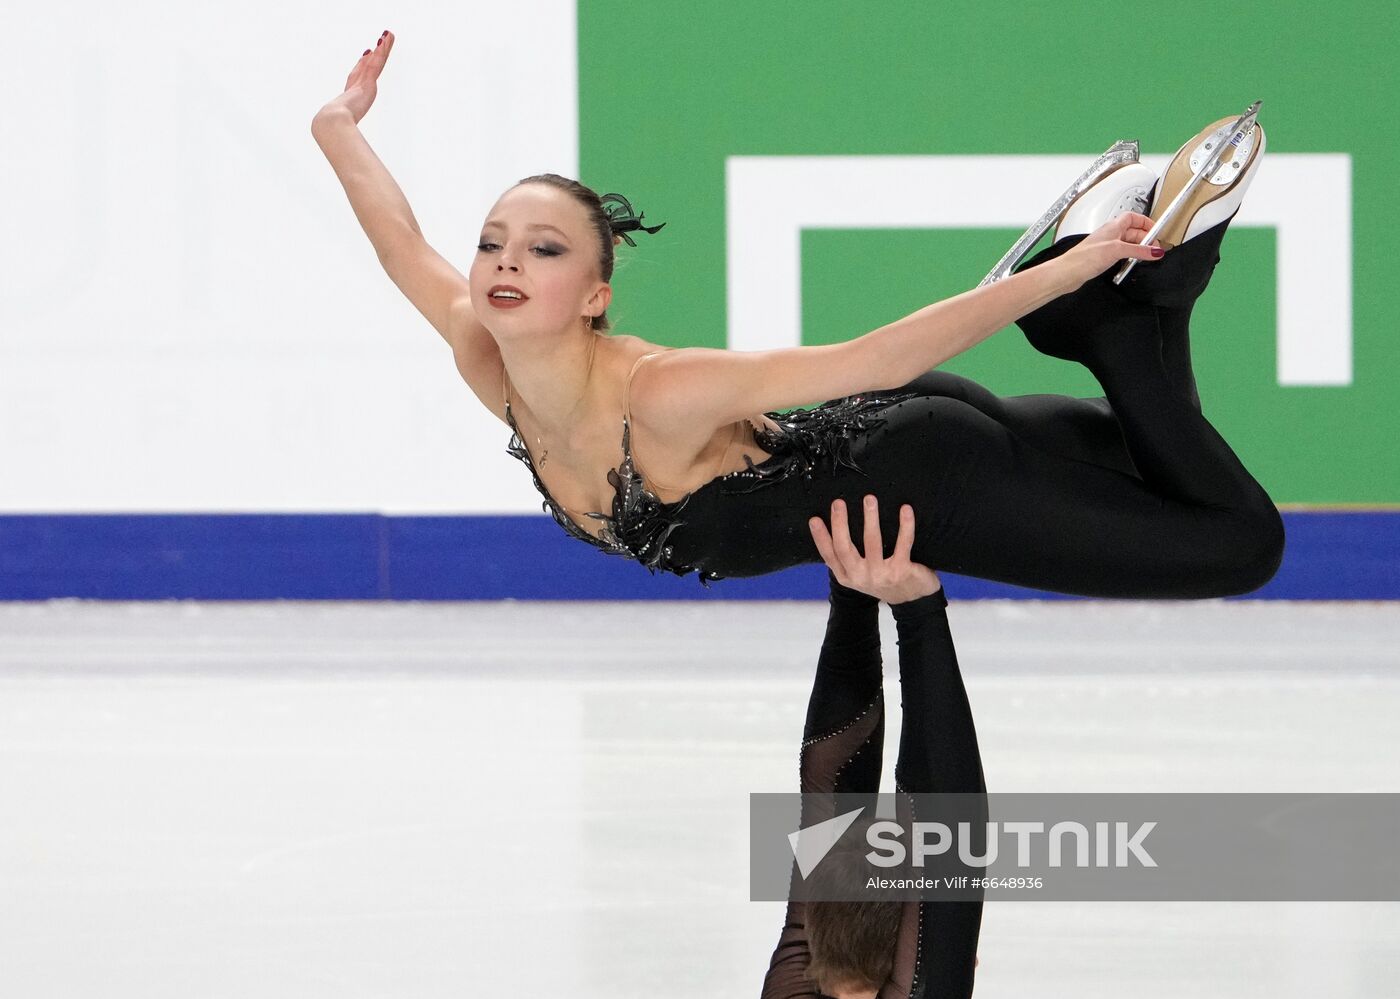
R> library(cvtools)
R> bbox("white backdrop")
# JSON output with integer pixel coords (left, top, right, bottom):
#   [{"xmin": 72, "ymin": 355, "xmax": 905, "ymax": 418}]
[{"xmin": 2, "ymin": 2, "xmax": 576, "ymax": 513}]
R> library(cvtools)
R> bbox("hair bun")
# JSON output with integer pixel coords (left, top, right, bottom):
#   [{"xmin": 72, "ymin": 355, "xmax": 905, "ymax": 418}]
[{"xmin": 600, "ymin": 191, "xmax": 666, "ymax": 247}]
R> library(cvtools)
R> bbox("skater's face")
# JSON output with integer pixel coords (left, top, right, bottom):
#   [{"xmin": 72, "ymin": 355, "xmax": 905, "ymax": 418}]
[{"xmin": 471, "ymin": 183, "xmax": 611, "ymax": 339}]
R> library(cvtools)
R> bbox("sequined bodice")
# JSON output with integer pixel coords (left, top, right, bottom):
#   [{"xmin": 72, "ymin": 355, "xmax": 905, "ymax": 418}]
[
  {"xmin": 503, "ymin": 399, "xmax": 694, "ymax": 568},
  {"xmin": 503, "ymin": 353, "xmax": 919, "ymax": 585}
]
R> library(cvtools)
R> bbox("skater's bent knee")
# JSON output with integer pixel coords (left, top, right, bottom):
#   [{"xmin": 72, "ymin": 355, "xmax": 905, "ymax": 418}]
[
  {"xmin": 1250, "ymin": 504, "xmax": 1286, "ymax": 586},
  {"xmin": 1227, "ymin": 505, "xmax": 1286, "ymax": 595}
]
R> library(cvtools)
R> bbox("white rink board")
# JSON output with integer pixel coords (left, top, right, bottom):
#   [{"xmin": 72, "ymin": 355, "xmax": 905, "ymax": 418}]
[{"xmin": 1, "ymin": 2, "xmax": 576, "ymax": 513}]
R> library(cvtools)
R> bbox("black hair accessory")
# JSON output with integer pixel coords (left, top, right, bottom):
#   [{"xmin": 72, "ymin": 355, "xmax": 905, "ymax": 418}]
[{"xmin": 600, "ymin": 192, "xmax": 666, "ymax": 247}]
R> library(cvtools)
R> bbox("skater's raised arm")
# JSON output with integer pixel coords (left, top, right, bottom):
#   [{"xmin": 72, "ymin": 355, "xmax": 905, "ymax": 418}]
[
  {"xmin": 796, "ymin": 496, "xmax": 985, "ymax": 999},
  {"xmin": 631, "ymin": 213, "xmax": 1165, "ymax": 434},
  {"xmin": 881, "ymin": 586, "xmax": 986, "ymax": 999},
  {"xmin": 312, "ymin": 31, "xmax": 494, "ymax": 379},
  {"xmin": 760, "ymin": 564, "xmax": 886, "ymax": 999},
  {"xmin": 762, "ymin": 497, "xmax": 983, "ymax": 999},
  {"xmin": 311, "ymin": 33, "xmax": 420, "ymax": 250}
]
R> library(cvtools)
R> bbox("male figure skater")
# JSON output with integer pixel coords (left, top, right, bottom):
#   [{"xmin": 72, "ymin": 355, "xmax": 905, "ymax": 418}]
[{"xmin": 762, "ymin": 495, "xmax": 987, "ymax": 998}]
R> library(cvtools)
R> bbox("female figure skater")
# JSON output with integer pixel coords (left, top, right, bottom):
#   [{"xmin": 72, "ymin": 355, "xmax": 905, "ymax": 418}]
[
  {"xmin": 314, "ymin": 32, "xmax": 1282, "ymax": 599},
  {"xmin": 763, "ymin": 494, "xmax": 985, "ymax": 998}
]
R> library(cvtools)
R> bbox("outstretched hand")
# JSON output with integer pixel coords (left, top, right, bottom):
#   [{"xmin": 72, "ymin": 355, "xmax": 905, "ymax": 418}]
[
  {"xmin": 1058, "ymin": 211, "xmax": 1165, "ymax": 289},
  {"xmin": 808, "ymin": 495, "xmax": 941, "ymax": 604},
  {"xmin": 319, "ymin": 30, "xmax": 395, "ymax": 125}
]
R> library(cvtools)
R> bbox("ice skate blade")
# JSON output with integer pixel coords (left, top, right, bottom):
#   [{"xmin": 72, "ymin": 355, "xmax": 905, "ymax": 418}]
[
  {"xmin": 1113, "ymin": 99, "xmax": 1263, "ymax": 285},
  {"xmin": 979, "ymin": 138, "xmax": 1141, "ymax": 288}
]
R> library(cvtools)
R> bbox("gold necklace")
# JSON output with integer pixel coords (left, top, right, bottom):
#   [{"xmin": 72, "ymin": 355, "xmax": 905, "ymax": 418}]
[{"xmin": 536, "ymin": 327, "xmax": 600, "ymax": 469}]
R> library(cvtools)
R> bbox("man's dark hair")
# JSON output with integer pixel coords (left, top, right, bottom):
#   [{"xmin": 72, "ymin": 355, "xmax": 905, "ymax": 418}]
[{"xmin": 804, "ymin": 819, "xmax": 902, "ymax": 994}]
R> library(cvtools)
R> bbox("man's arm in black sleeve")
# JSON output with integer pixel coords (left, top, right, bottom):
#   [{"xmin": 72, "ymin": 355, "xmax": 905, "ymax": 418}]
[
  {"xmin": 761, "ymin": 570, "xmax": 886, "ymax": 998},
  {"xmin": 879, "ymin": 589, "xmax": 987, "ymax": 999}
]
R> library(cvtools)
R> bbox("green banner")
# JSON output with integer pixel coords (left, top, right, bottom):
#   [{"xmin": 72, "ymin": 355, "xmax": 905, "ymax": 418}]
[{"xmin": 580, "ymin": 2, "xmax": 1394, "ymax": 503}]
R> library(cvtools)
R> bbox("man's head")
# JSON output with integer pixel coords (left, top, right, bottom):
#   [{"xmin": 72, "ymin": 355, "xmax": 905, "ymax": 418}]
[{"xmin": 804, "ymin": 826, "xmax": 901, "ymax": 997}]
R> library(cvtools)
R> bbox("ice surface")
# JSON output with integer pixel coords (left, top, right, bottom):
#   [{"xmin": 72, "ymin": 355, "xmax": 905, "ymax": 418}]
[{"xmin": 1, "ymin": 599, "xmax": 1397, "ymax": 997}]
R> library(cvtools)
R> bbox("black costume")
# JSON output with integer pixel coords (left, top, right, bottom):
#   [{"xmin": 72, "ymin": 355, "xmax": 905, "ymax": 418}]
[
  {"xmin": 503, "ymin": 215, "xmax": 1285, "ymax": 599},
  {"xmin": 761, "ymin": 573, "xmax": 986, "ymax": 998}
]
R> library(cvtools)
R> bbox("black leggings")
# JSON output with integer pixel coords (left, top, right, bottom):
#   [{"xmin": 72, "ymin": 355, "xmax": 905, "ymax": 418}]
[
  {"xmin": 879, "ymin": 269, "xmax": 1210, "ymax": 493},
  {"xmin": 687, "ymin": 221, "xmax": 1286, "ymax": 598},
  {"xmin": 869, "ymin": 229, "xmax": 1283, "ymax": 597}
]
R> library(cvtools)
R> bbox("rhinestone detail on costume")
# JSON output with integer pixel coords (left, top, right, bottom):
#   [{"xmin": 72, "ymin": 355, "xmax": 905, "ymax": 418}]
[
  {"xmin": 721, "ymin": 390, "xmax": 921, "ymax": 494},
  {"xmin": 504, "ymin": 402, "xmax": 692, "ymax": 571},
  {"xmin": 504, "ymin": 389, "xmax": 921, "ymax": 586}
]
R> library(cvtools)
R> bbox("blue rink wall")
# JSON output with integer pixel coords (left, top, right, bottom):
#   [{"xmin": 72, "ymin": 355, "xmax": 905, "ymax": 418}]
[{"xmin": 2, "ymin": 511, "xmax": 1395, "ymax": 601}]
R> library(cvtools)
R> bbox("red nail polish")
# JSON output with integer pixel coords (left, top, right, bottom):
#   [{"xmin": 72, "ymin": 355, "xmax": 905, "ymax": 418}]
[{"xmin": 1151, "ymin": 246, "xmax": 1164, "ymax": 257}]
